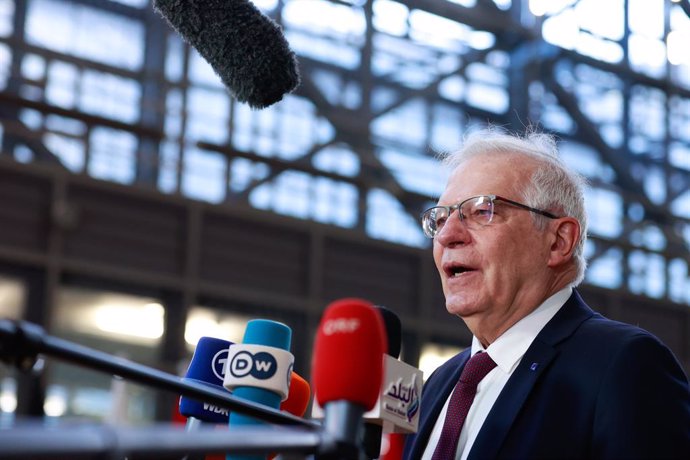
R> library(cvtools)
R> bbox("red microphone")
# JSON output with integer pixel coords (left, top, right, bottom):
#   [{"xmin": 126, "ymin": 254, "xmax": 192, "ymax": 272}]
[
  {"xmin": 381, "ymin": 433, "xmax": 406, "ymax": 460},
  {"xmin": 281, "ymin": 371, "xmax": 311, "ymax": 417},
  {"xmin": 312, "ymin": 298, "xmax": 387, "ymax": 457}
]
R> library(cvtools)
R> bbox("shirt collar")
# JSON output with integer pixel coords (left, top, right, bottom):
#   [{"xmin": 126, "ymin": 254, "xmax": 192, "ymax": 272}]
[{"xmin": 471, "ymin": 286, "xmax": 572, "ymax": 373}]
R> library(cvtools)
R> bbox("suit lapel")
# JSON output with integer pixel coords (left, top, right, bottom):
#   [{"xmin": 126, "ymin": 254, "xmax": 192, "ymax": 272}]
[
  {"xmin": 468, "ymin": 340, "xmax": 557, "ymax": 459},
  {"xmin": 468, "ymin": 290, "xmax": 595, "ymax": 459}
]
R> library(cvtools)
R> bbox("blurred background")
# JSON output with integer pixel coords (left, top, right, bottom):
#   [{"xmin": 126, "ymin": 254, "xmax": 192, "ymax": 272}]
[{"xmin": 0, "ymin": 0, "xmax": 688, "ymax": 429}]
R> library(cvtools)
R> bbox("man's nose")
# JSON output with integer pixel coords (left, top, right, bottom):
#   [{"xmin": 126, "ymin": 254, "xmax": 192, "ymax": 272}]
[{"xmin": 435, "ymin": 212, "xmax": 471, "ymax": 247}]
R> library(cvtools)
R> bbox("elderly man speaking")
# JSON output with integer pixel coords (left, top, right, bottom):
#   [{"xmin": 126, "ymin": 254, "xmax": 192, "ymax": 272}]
[{"xmin": 404, "ymin": 128, "xmax": 690, "ymax": 460}]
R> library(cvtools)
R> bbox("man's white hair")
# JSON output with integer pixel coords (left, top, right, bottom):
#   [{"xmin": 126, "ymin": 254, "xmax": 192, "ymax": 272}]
[{"xmin": 442, "ymin": 127, "xmax": 589, "ymax": 286}]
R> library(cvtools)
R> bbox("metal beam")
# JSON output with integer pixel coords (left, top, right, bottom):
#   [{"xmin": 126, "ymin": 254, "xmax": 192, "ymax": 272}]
[{"xmin": 546, "ymin": 76, "xmax": 688, "ymax": 257}]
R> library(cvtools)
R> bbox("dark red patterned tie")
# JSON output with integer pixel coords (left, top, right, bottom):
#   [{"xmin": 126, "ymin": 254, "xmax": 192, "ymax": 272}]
[{"xmin": 431, "ymin": 351, "xmax": 497, "ymax": 460}]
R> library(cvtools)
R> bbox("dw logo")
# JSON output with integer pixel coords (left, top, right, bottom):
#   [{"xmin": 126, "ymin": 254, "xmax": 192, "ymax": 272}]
[
  {"xmin": 211, "ymin": 349, "xmax": 230, "ymax": 381},
  {"xmin": 229, "ymin": 351, "xmax": 277, "ymax": 380}
]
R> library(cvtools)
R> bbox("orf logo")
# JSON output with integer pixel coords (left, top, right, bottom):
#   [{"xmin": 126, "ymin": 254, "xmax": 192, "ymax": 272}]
[
  {"xmin": 229, "ymin": 351, "xmax": 277, "ymax": 380},
  {"xmin": 211, "ymin": 349, "xmax": 229, "ymax": 381},
  {"xmin": 323, "ymin": 318, "xmax": 360, "ymax": 335}
]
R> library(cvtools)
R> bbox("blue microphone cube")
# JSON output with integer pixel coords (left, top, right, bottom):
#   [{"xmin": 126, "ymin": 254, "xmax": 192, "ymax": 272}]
[{"xmin": 179, "ymin": 336, "xmax": 233, "ymax": 424}]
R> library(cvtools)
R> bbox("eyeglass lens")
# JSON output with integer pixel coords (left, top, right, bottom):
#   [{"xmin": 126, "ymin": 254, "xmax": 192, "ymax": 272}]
[
  {"xmin": 462, "ymin": 196, "xmax": 494, "ymax": 226},
  {"xmin": 423, "ymin": 196, "xmax": 495, "ymax": 237}
]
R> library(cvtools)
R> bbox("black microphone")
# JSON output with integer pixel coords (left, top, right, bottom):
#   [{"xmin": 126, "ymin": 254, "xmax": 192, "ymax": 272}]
[
  {"xmin": 153, "ymin": 0, "xmax": 300, "ymax": 109},
  {"xmin": 375, "ymin": 306, "xmax": 402, "ymax": 359},
  {"xmin": 362, "ymin": 306, "xmax": 402, "ymax": 459}
]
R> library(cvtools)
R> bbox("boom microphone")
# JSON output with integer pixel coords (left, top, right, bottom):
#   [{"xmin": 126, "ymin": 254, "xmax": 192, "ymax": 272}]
[
  {"xmin": 153, "ymin": 0, "xmax": 300, "ymax": 109},
  {"xmin": 224, "ymin": 319, "xmax": 294, "ymax": 460},
  {"xmin": 312, "ymin": 298, "xmax": 387, "ymax": 458}
]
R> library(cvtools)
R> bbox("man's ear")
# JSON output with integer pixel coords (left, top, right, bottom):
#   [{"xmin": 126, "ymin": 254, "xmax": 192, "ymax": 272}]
[{"xmin": 547, "ymin": 217, "xmax": 581, "ymax": 268}]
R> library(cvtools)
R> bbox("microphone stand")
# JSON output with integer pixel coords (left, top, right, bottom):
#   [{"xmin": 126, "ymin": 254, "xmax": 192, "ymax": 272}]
[
  {"xmin": 0, "ymin": 319, "xmax": 369, "ymax": 460},
  {"xmin": 0, "ymin": 422, "xmax": 323, "ymax": 459},
  {"xmin": 0, "ymin": 319, "xmax": 314, "ymax": 428}
]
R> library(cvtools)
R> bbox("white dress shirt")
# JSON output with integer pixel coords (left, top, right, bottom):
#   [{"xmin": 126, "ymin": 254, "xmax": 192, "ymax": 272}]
[{"xmin": 421, "ymin": 287, "xmax": 572, "ymax": 460}]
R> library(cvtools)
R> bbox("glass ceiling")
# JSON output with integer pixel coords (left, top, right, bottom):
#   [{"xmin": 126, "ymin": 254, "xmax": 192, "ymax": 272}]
[{"xmin": 0, "ymin": 0, "xmax": 688, "ymax": 304}]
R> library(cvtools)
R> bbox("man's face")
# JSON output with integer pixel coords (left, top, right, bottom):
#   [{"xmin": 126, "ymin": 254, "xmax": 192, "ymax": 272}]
[{"xmin": 432, "ymin": 154, "xmax": 554, "ymax": 328}]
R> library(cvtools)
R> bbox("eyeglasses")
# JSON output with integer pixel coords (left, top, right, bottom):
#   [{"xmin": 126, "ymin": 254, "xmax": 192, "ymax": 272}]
[{"xmin": 421, "ymin": 194, "xmax": 558, "ymax": 238}]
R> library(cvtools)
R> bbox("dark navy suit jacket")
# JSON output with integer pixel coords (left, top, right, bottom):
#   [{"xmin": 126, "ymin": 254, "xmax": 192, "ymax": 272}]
[{"xmin": 404, "ymin": 290, "xmax": 690, "ymax": 459}]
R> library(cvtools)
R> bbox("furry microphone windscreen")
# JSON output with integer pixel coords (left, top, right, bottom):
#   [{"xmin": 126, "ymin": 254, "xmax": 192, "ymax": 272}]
[{"xmin": 154, "ymin": 0, "xmax": 300, "ymax": 109}]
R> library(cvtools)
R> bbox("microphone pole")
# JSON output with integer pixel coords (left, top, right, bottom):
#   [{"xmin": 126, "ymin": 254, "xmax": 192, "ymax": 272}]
[
  {"xmin": 0, "ymin": 319, "xmax": 312, "ymax": 428},
  {"xmin": 0, "ymin": 423, "xmax": 323, "ymax": 459}
]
